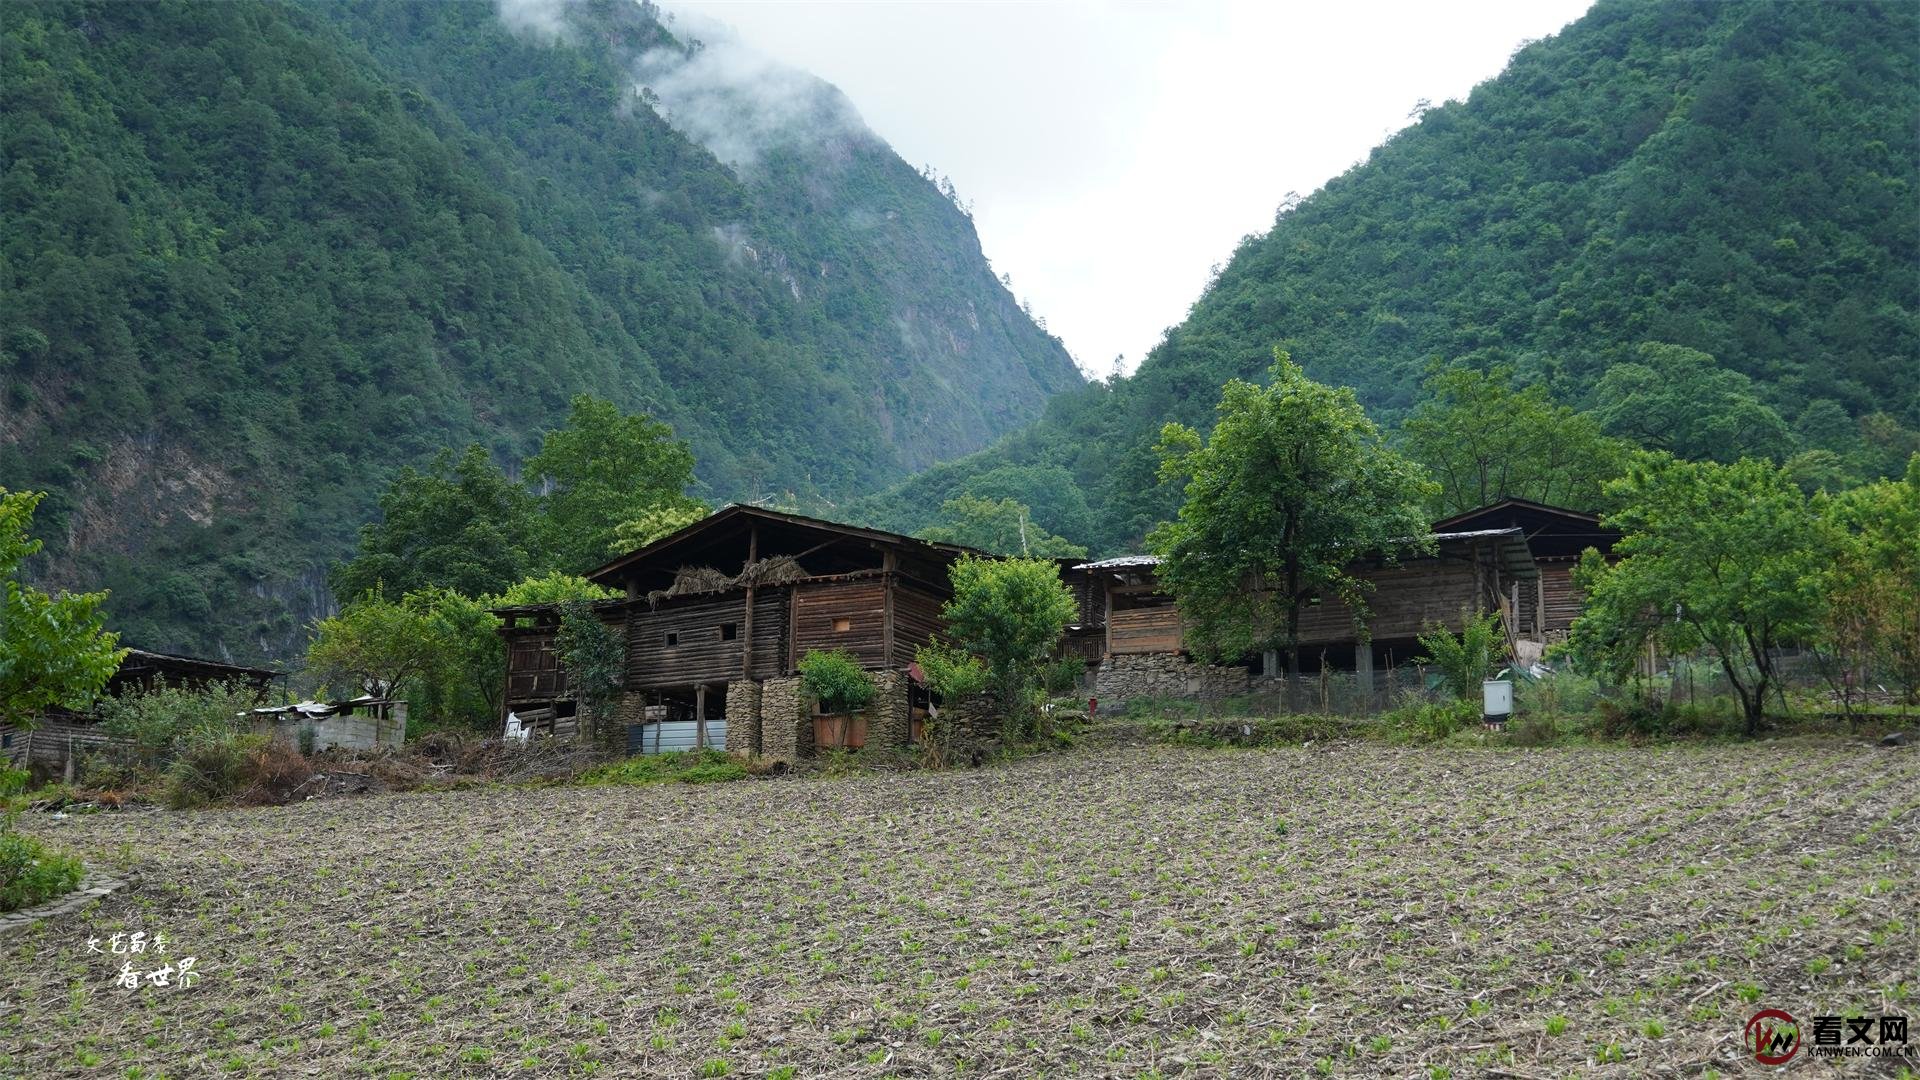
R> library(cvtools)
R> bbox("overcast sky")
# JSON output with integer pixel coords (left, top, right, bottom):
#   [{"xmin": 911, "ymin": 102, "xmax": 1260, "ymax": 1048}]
[{"xmin": 667, "ymin": 0, "xmax": 1594, "ymax": 378}]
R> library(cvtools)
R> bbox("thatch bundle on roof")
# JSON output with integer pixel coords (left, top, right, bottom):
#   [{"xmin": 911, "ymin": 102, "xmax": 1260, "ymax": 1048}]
[{"xmin": 645, "ymin": 557, "xmax": 810, "ymax": 607}]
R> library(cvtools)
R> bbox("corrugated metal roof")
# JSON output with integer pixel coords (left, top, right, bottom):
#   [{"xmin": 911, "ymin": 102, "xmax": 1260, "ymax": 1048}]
[{"xmin": 1072, "ymin": 555, "xmax": 1162, "ymax": 571}]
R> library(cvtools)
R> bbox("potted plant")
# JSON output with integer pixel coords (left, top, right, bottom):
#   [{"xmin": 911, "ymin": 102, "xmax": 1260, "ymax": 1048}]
[{"xmin": 799, "ymin": 650, "xmax": 876, "ymax": 750}]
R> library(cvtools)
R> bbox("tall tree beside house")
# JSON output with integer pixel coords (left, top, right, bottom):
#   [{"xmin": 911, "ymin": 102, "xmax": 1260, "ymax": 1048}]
[
  {"xmin": 1150, "ymin": 351, "xmax": 1436, "ymax": 677},
  {"xmin": 304, "ymin": 587, "xmax": 447, "ymax": 703},
  {"xmin": 0, "ymin": 490, "xmax": 123, "ymax": 727},
  {"xmin": 526, "ymin": 396, "xmax": 705, "ymax": 575},
  {"xmin": 1401, "ymin": 366, "xmax": 1628, "ymax": 516},
  {"xmin": 940, "ymin": 556, "xmax": 1078, "ymax": 741},
  {"xmin": 331, "ymin": 446, "xmax": 542, "ymax": 601},
  {"xmin": 1569, "ymin": 456, "xmax": 1829, "ymax": 735},
  {"xmin": 1820, "ymin": 455, "xmax": 1920, "ymax": 703}
]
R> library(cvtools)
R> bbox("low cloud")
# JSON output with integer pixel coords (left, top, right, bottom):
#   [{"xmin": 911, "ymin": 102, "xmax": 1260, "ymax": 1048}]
[
  {"xmin": 635, "ymin": 12, "xmax": 871, "ymax": 170},
  {"xmin": 494, "ymin": 0, "xmax": 571, "ymax": 41}
]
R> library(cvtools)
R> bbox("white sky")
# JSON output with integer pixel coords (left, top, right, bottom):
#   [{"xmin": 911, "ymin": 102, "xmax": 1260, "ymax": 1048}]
[{"xmin": 667, "ymin": 0, "xmax": 1595, "ymax": 377}]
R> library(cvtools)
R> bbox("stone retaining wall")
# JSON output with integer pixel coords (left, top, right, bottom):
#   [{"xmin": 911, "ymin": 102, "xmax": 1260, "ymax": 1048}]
[
  {"xmin": 1093, "ymin": 652, "xmax": 1250, "ymax": 711},
  {"xmin": 0, "ymin": 871, "xmax": 128, "ymax": 936},
  {"xmin": 866, "ymin": 671, "xmax": 911, "ymax": 750}
]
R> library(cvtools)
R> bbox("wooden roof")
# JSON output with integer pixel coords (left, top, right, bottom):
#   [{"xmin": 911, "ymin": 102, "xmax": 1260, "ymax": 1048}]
[
  {"xmin": 586, "ymin": 505, "xmax": 984, "ymax": 589},
  {"xmin": 115, "ymin": 647, "xmax": 281, "ymax": 684},
  {"xmin": 1431, "ymin": 499, "xmax": 1620, "ymax": 562}
]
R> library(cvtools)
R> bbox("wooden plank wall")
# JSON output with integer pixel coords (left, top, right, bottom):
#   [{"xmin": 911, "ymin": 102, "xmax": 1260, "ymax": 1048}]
[
  {"xmin": 1293, "ymin": 559, "xmax": 1482, "ymax": 645},
  {"xmin": 1, "ymin": 719, "xmax": 127, "ymax": 770},
  {"xmin": 504, "ymin": 631, "xmax": 566, "ymax": 703},
  {"xmin": 627, "ymin": 592, "xmax": 786, "ymax": 689},
  {"xmin": 792, "ymin": 578, "xmax": 889, "ymax": 669},
  {"xmin": 891, "ymin": 580, "xmax": 946, "ymax": 665},
  {"xmin": 1539, "ymin": 563, "xmax": 1585, "ymax": 632},
  {"xmin": 1061, "ymin": 570, "xmax": 1105, "ymax": 628},
  {"xmin": 1109, "ymin": 607, "xmax": 1183, "ymax": 654}
]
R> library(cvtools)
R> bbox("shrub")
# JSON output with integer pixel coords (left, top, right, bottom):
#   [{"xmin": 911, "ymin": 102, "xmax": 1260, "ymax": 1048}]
[
  {"xmin": 1416, "ymin": 613, "xmax": 1504, "ymax": 701},
  {"xmin": 0, "ymin": 814, "xmax": 84, "ymax": 912},
  {"xmin": 1592, "ymin": 695, "xmax": 1669, "ymax": 742},
  {"xmin": 1041, "ymin": 655, "xmax": 1087, "ymax": 695},
  {"xmin": 96, "ymin": 680, "xmax": 266, "ymax": 769},
  {"xmin": 914, "ymin": 643, "xmax": 990, "ymax": 768},
  {"xmin": 798, "ymin": 650, "xmax": 876, "ymax": 714},
  {"xmin": 0, "ymin": 765, "xmax": 26, "ymax": 798},
  {"xmin": 580, "ymin": 749, "xmax": 746, "ymax": 786},
  {"xmin": 164, "ymin": 726, "xmax": 266, "ymax": 809},
  {"xmin": 1382, "ymin": 699, "xmax": 1479, "ymax": 743}
]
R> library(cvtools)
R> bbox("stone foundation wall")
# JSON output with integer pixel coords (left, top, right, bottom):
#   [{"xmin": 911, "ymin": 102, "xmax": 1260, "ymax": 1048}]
[
  {"xmin": 759, "ymin": 676, "xmax": 810, "ymax": 761},
  {"xmin": 939, "ymin": 694, "xmax": 1001, "ymax": 741},
  {"xmin": 866, "ymin": 671, "xmax": 911, "ymax": 750},
  {"xmin": 1093, "ymin": 652, "xmax": 1250, "ymax": 711},
  {"xmin": 724, "ymin": 681, "xmax": 762, "ymax": 755}
]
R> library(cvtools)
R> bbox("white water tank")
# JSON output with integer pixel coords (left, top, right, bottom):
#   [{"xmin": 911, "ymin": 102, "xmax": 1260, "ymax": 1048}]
[{"xmin": 1482, "ymin": 679, "xmax": 1513, "ymax": 720}]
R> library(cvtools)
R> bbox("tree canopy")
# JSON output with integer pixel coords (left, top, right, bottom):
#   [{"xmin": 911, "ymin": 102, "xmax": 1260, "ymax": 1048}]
[
  {"xmin": 1570, "ymin": 456, "xmax": 1829, "ymax": 733},
  {"xmin": 1150, "ymin": 353, "xmax": 1435, "ymax": 672},
  {"xmin": 0, "ymin": 490, "xmax": 124, "ymax": 726}
]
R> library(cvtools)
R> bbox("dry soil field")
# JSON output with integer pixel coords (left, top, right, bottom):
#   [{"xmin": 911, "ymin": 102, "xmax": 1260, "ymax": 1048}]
[{"xmin": 4, "ymin": 738, "xmax": 1917, "ymax": 1078}]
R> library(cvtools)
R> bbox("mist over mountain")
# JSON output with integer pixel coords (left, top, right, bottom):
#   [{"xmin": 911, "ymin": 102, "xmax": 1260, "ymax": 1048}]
[
  {"xmin": 853, "ymin": 0, "xmax": 1919, "ymax": 551},
  {"xmin": 1, "ymin": 0, "xmax": 1079, "ymax": 659}
]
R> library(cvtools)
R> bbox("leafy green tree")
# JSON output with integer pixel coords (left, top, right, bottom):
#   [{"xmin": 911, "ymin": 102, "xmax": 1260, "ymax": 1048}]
[
  {"xmin": 608, "ymin": 502, "xmax": 709, "ymax": 556},
  {"xmin": 304, "ymin": 588, "xmax": 445, "ymax": 701},
  {"xmin": 527, "ymin": 396, "xmax": 704, "ymax": 574},
  {"xmin": 922, "ymin": 495, "xmax": 1087, "ymax": 558},
  {"xmin": 1589, "ymin": 344, "xmax": 1794, "ymax": 464},
  {"xmin": 1402, "ymin": 366, "xmax": 1626, "ymax": 515},
  {"xmin": 940, "ymin": 556, "xmax": 1077, "ymax": 739},
  {"xmin": 1821, "ymin": 455, "xmax": 1920, "ymax": 701},
  {"xmin": 1151, "ymin": 352, "xmax": 1436, "ymax": 676},
  {"xmin": 0, "ymin": 490, "xmax": 123, "ymax": 727},
  {"xmin": 332, "ymin": 446, "xmax": 540, "ymax": 601},
  {"xmin": 1570, "ymin": 457, "xmax": 1829, "ymax": 735},
  {"xmin": 413, "ymin": 574, "xmax": 615, "ymax": 732},
  {"xmin": 554, "ymin": 600, "xmax": 625, "ymax": 749}
]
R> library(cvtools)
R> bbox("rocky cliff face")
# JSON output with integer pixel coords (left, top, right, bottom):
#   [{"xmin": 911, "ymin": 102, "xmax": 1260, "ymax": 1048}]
[{"xmin": 1, "ymin": 0, "xmax": 1080, "ymax": 659}]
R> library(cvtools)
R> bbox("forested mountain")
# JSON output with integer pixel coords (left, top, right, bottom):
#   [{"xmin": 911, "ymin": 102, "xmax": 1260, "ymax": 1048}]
[
  {"xmin": 855, "ymin": 0, "xmax": 1919, "ymax": 550},
  {"xmin": 1, "ymin": 0, "xmax": 1079, "ymax": 659}
]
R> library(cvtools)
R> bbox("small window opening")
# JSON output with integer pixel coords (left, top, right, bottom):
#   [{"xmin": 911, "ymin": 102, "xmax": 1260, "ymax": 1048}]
[
  {"xmin": 720, "ymin": 623, "xmax": 738, "ymax": 641},
  {"xmin": 832, "ymin": 617, "xmax": 852, "ymax": 633},
  {"xmin": 665, "ymin": 632, "xmax": 679, "ymax": 647}
]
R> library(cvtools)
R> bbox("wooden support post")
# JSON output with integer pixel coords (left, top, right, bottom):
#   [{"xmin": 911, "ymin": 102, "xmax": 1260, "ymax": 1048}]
[
  {"xmin": 1102, "ymin": 578, "xmax": 1114, "ymax": 659},
  {"xmin": 882, "ymin": 549, "xmax": 897, "ymax": 668},
  {"xmin": 742, "ymin": 524, "xmax": 758, "ymax": 681},
  {"xmin": 1535, "ymin": 575, "xmax": 1546, "ymax": 642},
  {"xmin": 701, "ymin": 686, "xmax": 713, "ymax": 748}
]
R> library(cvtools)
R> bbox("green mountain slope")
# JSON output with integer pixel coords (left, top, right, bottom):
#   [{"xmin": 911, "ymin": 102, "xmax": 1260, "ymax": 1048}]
[
  {"xmin": 0, "ymin": 0, "xmax": 1079, "ymax": 659},
  {"xmin": 856, "ymin": 0, "xmax": 1919, "ymax": 550}
]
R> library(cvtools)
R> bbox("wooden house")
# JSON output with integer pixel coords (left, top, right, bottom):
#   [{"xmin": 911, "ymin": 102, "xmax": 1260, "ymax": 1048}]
[
  {"xmin": 1428, "ymin": 499, "xmax": 1621, "ymax": 639},
  {"xmin": 496, "ymin": 506, "xmax": 981, "ymax": 758},
  {"xmin": 1071, "ymin": 500, "xmax": 1620, "ymax": 704},
  {"xmin": 1, "ymin": 648, "xmax": 281, "ymax": 777}
]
